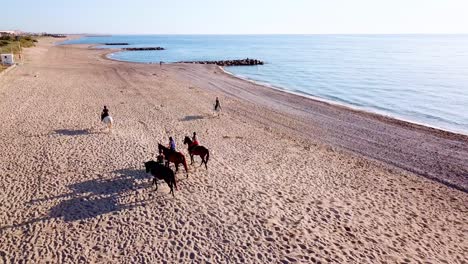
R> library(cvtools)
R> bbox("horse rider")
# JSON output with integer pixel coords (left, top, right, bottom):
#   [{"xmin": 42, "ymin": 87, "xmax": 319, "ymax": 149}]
[
  {"xmin": 191, "ymin": 132, "xmax": 199, "ymax": 147},
  {"xmin": 156, "ymin": 149, "xmax": 165, "ymax": 165},
  {"xmin": 169, "ymin": 136, "xmax": 176, "ymax": 152},
  {"xmin": 101, "ymin": 105, "xmax": 109, "ymax": 121}
]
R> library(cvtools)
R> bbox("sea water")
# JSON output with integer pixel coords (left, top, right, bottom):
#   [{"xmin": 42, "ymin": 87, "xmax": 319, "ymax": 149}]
[{"xmin": 62, "ymin": 35, "xmax": 468, "ymax": 134}]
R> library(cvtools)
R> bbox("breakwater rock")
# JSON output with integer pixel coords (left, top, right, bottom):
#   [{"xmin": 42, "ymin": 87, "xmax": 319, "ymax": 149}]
[
  {"xmin": 178, "ymin": 58, "xmax": 264, "ymax": 66},
  {"xmin": 104, "ymin": 43, "xmax": 129, "ymax": 45},
  {"xmin": 123, "ymin": 47, "xmax": 165, "ymax": 51}
]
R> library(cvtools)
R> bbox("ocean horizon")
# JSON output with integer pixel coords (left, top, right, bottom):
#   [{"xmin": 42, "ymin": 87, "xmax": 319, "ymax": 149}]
[{"xmin": 62, "ymin": 34, "xmax": 468, "ymax": 135}]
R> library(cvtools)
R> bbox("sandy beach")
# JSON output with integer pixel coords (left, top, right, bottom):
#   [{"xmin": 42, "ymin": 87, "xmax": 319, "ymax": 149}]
[{"xmin": 0, "ymin": 38, "xmax": 467, "ymax": 263}]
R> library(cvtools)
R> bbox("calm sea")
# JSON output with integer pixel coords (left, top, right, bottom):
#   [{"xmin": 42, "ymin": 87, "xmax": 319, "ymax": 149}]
[{"xmin": 62, "ymin": 35, "xmax": 468, "ymax": 134}]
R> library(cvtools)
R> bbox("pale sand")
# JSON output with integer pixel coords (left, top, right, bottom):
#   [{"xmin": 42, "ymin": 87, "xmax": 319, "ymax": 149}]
[{"xmin": 0, "ymin": 38, "xmax": 467, "ymax": 263}]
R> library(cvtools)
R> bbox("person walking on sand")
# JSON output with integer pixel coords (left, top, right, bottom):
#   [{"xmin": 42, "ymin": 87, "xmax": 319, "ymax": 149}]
[
  {"xmin": 168, "ymin": 137, "xmax": 176, "ymax": 152},
  {"xmin": 214, "ymin": 97, "xmax": 221, "ymax": 115}
]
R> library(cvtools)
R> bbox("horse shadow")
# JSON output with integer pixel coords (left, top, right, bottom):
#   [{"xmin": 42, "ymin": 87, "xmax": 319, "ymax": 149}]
[
  {"xmin": 47, "ymin": 172, "xmax": 169, "ymax": 222},
  {"xmin": 0, "ymin": 167, "xmax": 175, "ymax": 232},
  {"xmin": 54, "ymin": 129, "xmax": 91, "ymax": 136},
  {"xmin": 180, "ymin": 115, "xmax": 204, "ymax": 122},
  {"xmin": 113, "ymin": 168, "xmax": 149, "ymax": 181},
  {"xmin": 26, "ymin": 168, "xmax": 153, "ymax": 223},
  {"xmin": 67, "ymin": 176, "xmax": 144, "ymax": 196},
  {"xmin": 49, "ymin": 196, "xmax": 132, "ymax": 222},
  {"xmin": 49, "ymin": 177, "xmax": 139, "ymax": 222},
  {"xmin": 53, "ymin": 129, "xmax": 106, "ymax": 136},
  {"xmin": 30, "ymin": 174, "xmax": 144, "ymax": 204}
]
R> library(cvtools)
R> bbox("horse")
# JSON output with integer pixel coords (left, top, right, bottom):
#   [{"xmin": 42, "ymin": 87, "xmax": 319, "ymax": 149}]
[
  {"xmin": 183, "ymin": 136, "xmax": 210, "ymax": 170},
  {"xmin": 144, "ymin": 160, "xmax": 177, "ymax": 196},
  {"xmin": 102, "ymin": 115, "xmax": 113, "ymax": 130},
  {"xmin": 158, "ymin": 144, "xmax": 189, "ymax": 177}
]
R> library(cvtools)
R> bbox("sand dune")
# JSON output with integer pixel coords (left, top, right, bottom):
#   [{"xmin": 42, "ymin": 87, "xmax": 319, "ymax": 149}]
[{"xmin": 0, "ymin": 38, "xmax": 466, "ymax": 263}]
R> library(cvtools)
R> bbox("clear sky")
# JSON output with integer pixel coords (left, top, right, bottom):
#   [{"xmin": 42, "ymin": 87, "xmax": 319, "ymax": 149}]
[{"xmin": 3, "ymin": 0, "xmax": 468, "ymax": 34}]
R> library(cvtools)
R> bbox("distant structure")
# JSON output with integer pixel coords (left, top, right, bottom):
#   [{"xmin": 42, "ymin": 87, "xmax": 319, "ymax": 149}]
[
  {"xmin": 1, "ymin": 54, "xmax": 15, "ymax": 65},
  {"xmin": 0, "ymin": 30, "xmax": 22, "ymax": 36},
  {"xmin": 41, "ymin": 33, "xmax": 67, "ymax": 38}
]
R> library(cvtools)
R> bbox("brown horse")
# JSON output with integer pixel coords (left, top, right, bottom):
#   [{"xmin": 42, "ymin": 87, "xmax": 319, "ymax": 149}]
[
  {"xmin": 158, "ymin": 144, "xmax": 189, "ymax": 177},
  {"xmin": 183, "ymin": 136, "xmax": 210, "ymax": 170}
]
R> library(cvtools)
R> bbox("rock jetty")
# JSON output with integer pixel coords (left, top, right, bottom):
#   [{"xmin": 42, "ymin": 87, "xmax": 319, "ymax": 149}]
[
  {"xmin": 104, "ymin": 43, "xmax": 129, "ymax": 45},
  {"xmin": 178, "ymin": 58, "xmax": 264, "ymax": 66},
  {"xmin": 123, "ymin": 47, "xmax": 165, "ymax": 51}
]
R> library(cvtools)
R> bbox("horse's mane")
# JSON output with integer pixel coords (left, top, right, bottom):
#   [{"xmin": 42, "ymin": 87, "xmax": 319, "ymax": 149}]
[{"xmin": 158, "ymin": 143, "xmax": 169, "ymax": 150}]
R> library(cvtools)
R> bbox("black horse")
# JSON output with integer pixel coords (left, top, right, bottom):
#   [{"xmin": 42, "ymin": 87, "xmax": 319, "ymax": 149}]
[
  {"xmin": 158, "ymin": 144, "xmax": 189, "ymax": 177},
  {"xmin": 144, "ymin": 160, "xmax": 177, "ymax": 196},
  {"xmin": 183, "ymin": 136, "xmax": 210, "ymax": 169}
]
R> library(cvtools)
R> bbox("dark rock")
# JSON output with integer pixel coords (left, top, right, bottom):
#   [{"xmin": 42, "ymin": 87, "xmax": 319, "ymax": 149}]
[
  {"xmin": 123, "ymin": 47, "xmax": 165, "ymax": 51},
  {"xmin": 104, "ymin": 43, "xmax": 129, "ymax": 45},
  {"xmin": 177, "ymin": 58, "xmax": 264, "ymax": 66}
]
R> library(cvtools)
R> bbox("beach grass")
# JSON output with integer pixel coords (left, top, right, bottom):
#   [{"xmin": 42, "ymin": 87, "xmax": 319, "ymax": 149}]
[
  {"xmin": 0, "ymin": 35, "xmax": 37, "ymax": 54},
  {"xmin": 0, "ymin": 35, "xmax": 37, "ymax": 72}
]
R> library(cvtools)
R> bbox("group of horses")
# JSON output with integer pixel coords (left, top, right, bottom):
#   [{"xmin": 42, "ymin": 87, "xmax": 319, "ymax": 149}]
[{"xmin": 144, "ymin": 136, "xmax": 210, "ymax": 196}]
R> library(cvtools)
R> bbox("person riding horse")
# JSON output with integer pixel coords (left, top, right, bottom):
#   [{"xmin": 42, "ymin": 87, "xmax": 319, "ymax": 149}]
[
  {"xmin": 191, "ymin": 132, "xmax": 199, "ymax": 148},
  {"xmin": 101, "ymin": 106, "xmax": 109, "ymax": 121},
  {"xmin": 158, "ymin": 143, "xmax": 189, "ymax": 177},
  {"xmin": 183, "ymin": 135, "xmax": 210, "ymax": 170},
  {"xmin": 168, "ymin": 137, "xmax": 176, "ymax": 152},
  {"xmin": 156, "ymin": 149, "xmax": 165, "ymax": 165}
]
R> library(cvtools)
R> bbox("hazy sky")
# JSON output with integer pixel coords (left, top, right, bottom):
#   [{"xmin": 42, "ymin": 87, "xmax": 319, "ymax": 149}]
[{"xmin": 3, "ymin": 0, "xmax": 468, "ymax": 34}]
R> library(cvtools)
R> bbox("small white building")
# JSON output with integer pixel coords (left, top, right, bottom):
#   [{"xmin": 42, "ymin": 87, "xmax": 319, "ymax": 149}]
[{"xmin": 1, "ymin": 54, "xmax": 14, "ymax": 65}]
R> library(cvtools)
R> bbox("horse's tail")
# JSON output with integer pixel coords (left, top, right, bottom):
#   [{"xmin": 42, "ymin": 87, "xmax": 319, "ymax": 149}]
[
  {"xmin": 205, "ymin": 149, "xmax": 210, "ymax": 166},
  {"xmin": 182, "ymin": 155, "xmax": 189, "ymax": 177},
  {"xmin": 172, "ymin": 172, "xmax": 178, "ymax": 191}
]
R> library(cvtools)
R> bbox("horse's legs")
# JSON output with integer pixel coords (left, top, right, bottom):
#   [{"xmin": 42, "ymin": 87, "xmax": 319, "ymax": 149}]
[
  {"xmin": 200, "ymin": 154, "xmax": 205, "ymax": 167},
  {"xmin": 164, "ymin": 178, "xmax": 174, "ymax": 196},
  {"xmin": 153, "ymin": 177, "xmax": 158, "ymax": 191},
  {"xmin": 190, "ymin": 154, "xmax": 194, "ymax": 165},
  {"xmin": 175, "ymin": 163, "xmax": 179, "ymax": 172}
]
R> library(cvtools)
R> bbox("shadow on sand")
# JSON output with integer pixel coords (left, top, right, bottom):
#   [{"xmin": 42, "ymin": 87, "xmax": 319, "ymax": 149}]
[
  {"xmin": 54, "ymin": 129, "xmax": 91, "ymax": 136},
  {"xmin": 53, "ymin": 128, "xmax": 108, "ymax": 136},
  {"xmin": 1, "ymin": 168, "xmax": 171, "ymax": 231},
  {"xmin": 180, "ymin": 115, "xmax": 205, "ymax": 122}
]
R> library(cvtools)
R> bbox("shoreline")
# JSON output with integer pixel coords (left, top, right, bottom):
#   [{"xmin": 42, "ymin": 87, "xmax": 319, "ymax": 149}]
[
  {"xmin": 102, "ymin": 47, "xmax": 468, "ymax": 138},
  {"xmin": 217, "ymin": 66, "xmax": 468, "ymax": 139},
  {"xmin": 96, "ymin": 44, "xmax": 468, "ymax": 191}
]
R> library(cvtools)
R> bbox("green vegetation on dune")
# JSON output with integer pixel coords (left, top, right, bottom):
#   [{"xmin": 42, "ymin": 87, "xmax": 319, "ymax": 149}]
[
  {"xmin": 0, "ymin": 35, "xmax": 37, "ymax": 72},
  {"xmin": 0, "ymin": 35, "xmax": 37, "ymax": 54}
]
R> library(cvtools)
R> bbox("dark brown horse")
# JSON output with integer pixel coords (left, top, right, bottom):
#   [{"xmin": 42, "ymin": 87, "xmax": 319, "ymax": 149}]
[
  {"xmin": 144, "ymin": 160, "xmax": 177, "ymax": 196},
  {"xmin": 183, "ymin": 136, "xmax": 210, "ymax": 170},
  {"xmin": 158, "ymin": 144, "xmax": 189, "ymax": 177}
]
